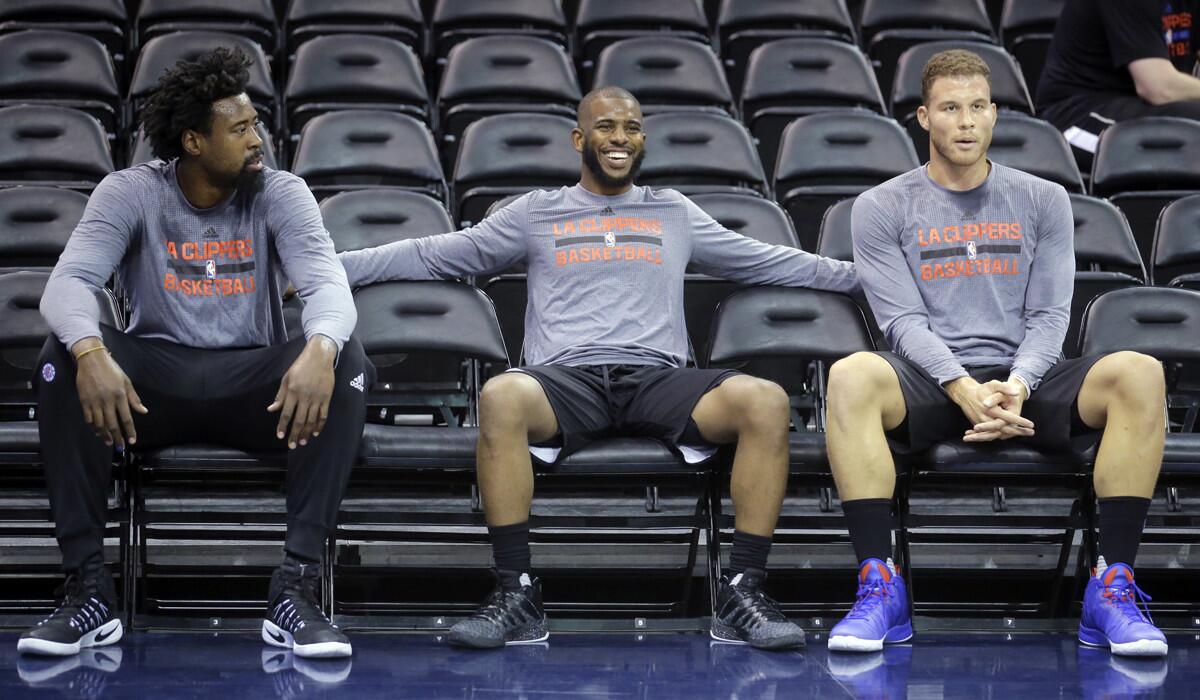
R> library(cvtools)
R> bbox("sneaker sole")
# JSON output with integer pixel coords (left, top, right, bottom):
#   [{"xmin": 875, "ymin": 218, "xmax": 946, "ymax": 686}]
[
  {"xmin": 709, "ymin": 623, "xmax": 806, "ymax": 650},
  {"xmin": 261, "ymin": 619, "xmax": 352, "ymax": 658},
  {"xmin": 447, "ymin": 623, "xmax": 550, "ymax": 649},
  {"xmin": 18, "ymin": 618, "xmax": 123, "ymax": 657},
  {"xmin": 828, "ymin": 623, "xmax": 913, "ymax": 653},
  {"xmin": 1078, "ymin": 632, "xmax": 1168, "ymax": 658}
]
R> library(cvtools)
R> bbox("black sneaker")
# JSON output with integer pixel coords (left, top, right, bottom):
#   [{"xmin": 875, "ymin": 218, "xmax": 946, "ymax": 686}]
[
  {"xmin": 711, "ymin": 569, "xmax": 805, "ymax": 650},
  {"xmin": 448, "ymin": 570, "xmax": 549, "ymax": 649},
  {"xmin": 18, "ymin": 558, "xmax": 122, "ymax": 657},
  {"xmin": 262, "ymin": 557, "xmax": 351, "ymax": 658}
]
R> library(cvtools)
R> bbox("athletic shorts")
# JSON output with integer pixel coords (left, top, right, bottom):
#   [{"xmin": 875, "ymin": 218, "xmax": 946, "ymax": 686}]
[
  {"xmin": 875, "ymin": 351, "xmax": 1104, "ymax": 454},
  {"xmin": 510, "ymin": 364, "xmax": 740, "ymax": 464}
]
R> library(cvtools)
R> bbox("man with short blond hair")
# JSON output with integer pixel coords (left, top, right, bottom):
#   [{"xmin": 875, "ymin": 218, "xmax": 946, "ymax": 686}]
[{"xmin": 824, "ymin": 49, "xmax": 1168, "ymax": 657}]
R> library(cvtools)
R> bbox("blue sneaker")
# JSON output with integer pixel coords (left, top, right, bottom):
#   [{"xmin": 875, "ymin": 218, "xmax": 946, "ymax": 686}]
[
  {"xmin": 828, "ymin": 558, "xmax": 913, "ymax": 652},
  {"xmin": 1078, "ymin": 560, "xmax": 1168, "ymax": 657}
]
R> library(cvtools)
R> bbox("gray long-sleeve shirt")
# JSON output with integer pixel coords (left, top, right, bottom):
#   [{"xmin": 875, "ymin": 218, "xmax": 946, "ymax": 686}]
[
  {"xmin": 41, "ymin": 161, "xmax": 355, "ymax": 351},
  {"xmin": 852, "ymin": 163, "xmax": 1074, "ymax": 389},
  {"xmin": 340, "ymin": 184, "xmax": 859, "ymax": 367}
]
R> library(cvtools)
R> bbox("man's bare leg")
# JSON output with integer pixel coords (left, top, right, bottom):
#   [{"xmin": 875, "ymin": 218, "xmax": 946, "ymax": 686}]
[
  {"xmin": 692, "ymin": 374, "xmax": 805, "ymax": 649},
  {"xmin": 1077, "ymin": 351, "xmax": 1165, "ymax": 568}
]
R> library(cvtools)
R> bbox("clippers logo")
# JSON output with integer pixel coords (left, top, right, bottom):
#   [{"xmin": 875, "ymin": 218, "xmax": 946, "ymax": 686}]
[
  {"xmin": 966, "ymin": 241, "xmax": 977, "ymax": 261},
  {"xmin": 604, "ymin": 231, "xmax": 616, "ymax": 248},
  {"xmin": 205, "ymin": 259, "xmax": 217, "ymax": 280},
  {"xmin": 41, "ymin": 363, "xmax": 55, "ymax": 382}
]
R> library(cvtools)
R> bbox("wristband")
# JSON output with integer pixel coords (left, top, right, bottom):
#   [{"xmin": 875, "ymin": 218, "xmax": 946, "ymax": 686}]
[{"xmin": 74, "ymin": 345, "xmax": 108, "ymax": 362}]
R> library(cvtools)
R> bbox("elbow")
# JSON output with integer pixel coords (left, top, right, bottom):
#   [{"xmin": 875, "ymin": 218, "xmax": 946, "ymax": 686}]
[{"xmin": 1135, "ymin": 80, "xmax": 1173, "ymax": 106}]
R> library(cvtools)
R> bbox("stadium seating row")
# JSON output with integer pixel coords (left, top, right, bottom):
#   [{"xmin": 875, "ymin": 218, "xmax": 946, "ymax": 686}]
[{"xmin": 0, "ymin": 270, "xmax": 1196, "ymax": 618}]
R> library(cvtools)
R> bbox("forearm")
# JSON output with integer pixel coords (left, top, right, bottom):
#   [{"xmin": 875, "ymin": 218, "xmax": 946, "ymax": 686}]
[
  {"xmin": 1134, "ymin": 64, "xmax": 1200, "ymax": 104},
  {"xmin": 39, "ymin": 269, "xmax": 104, "ymax": 350}
]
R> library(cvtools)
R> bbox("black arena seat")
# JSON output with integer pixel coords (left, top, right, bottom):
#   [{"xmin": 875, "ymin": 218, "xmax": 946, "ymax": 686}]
[
  {"xmin": 430, "ymin": 0, "xmax": 568, "ymax": 59},
  {"xmin": 0, "ymin": 30, "xmax": 121, "ymax": 138},
  {"xmin": 285, "ymin": 0, "xmax": 423, "ymax": 54},
  {"xmin": 1153, "ymin": 195, "xmax": 1200, "ymax": 290},
  {"xmin": 0, "ymin": 186, "xmax": 88, "ymax": 274},
  {"xmin": 284, "ymin": 34, "xmax": 428, "ymax": 138},
  {"xmin": 290, "ymin": 111, "xmax": 446, "ymax": 202},
  {"xmin": 639, "ymin": 112, "xmax": 768, "ymax": 198},
  {"xmin": 1091, "ymin": 117, "xmax": 1200, "ymax": 275},
  {"xmin": 986, "ymin": 113, "xmax": 1083, "ymax": 193},
  {"xmin": 591, "ymin": 37, "xmax": 733, "ymax": 117},
  {"xmin": 717, "ymin": 0, "xmax": 856, "ymax": 97},
  {"xmin": 1000, "ymin": 0, "xmax": 1065, "ymax": 92},
  {"xmin": 773, "ymin": 110, "xmax": 918, "ymax": 251},
  {"xmin": 573, "ymin": 0, "xmax": 709, "ymax": 82},
  {"xmin": 741, "ymin": 38, "xmax": 885, "ymax": 177},
  {"xmin": 134, "ymin": 0, "xmax": 278, "ymax": 54},
  {"xmin": 0, "ymin": 105, "xmax": 113, "ymax": 191},
  {"xmin": 320, "ymin": 189, "xmax": 455, "ymax": 254}
]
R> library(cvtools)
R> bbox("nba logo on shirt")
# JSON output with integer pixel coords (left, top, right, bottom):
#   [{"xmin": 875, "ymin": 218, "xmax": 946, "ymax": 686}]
[
  {"xmin": 205, "ymin": 259, "xmax": 217, "ymax": 279},
  {"xmin": 966, "ymin": 241, "xmax": 978, "ymax": 261},
  {"xmin": 604, "ymin": 231, "xmax": 616, "ymax": 248}
]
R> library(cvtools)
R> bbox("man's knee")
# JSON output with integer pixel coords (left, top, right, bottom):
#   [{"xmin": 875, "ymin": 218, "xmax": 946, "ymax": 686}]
[
  {"xmin": 479, "ymin": 373, "xmax": 544, "ymax": 433},
  {"xmin": 1092, "ymin": 351, "xmax": 1165, "ymax": 408},
  {"xmin": 716, "ymin": 375, "xmax": 790, "ymax": 430},
  {"xmin": 828, "ymin": 353, "xmax": 896, "ymax": 410}
]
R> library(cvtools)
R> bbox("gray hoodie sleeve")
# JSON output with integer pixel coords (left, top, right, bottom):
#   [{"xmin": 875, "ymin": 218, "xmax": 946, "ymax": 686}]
[
  {"xmin": 267, "ymin": 174, "xmax": 357, "ymax": 351},
  {"xmin": 339, "ymin": 195, "xmax": 529, "ymax": 286},
  {"xmin": 852, "ymin": 191, "xmax": 968, "ymax": 385},
  {"xmin": 1010, "ymin": 185, "xmax": 1074, "ymax": 390},
  {"xmin": 683, "ymin": 197, "xmax": 860, "ymax": 293},
  {"xmin": 40, "ymin": 172, "xmax": 140, "ymax": 350}
]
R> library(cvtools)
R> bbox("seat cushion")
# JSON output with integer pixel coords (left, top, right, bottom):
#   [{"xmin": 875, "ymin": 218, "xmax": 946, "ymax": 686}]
[
  {"xmin": 1162, "ymin": 432, "xmax": 1200, "ymax": 475},
  {"xmin": 0, "ymin": 420, "xmax": 40, "ymax": 462},
  {"xmin": 917, "ymin": 441, "xmax": 1086, "ymax": 474},
  {"xmin": 139, "ymin": 444, "xmax": 287, "ymax": 471},
  {"xmin": 358, "ymin": 424, "xmax": 478, "ymax": 469},
  {"xmin": 788, "ymin": 431, "xmax": 830, "ymax": 475},
  {"xmin": 538, "ymin": 437, "xmax": 706, "ymax": 475}
]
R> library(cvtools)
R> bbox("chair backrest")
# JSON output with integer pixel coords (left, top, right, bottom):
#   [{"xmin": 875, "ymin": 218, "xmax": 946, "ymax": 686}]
[
  {"xmin": 639, "ymin": 112, "xmax": 767, "ymax": 194},
  {"xmin": 320, "ymin": 189, "xmax": 455, "ymax": 253},
  {"xmin": 774, "ymin": 111, "xmax": 918, "ymax": 190},
  {"xmin": 706, "ymin": 286, "xmax": 874, "ymax": 365},
  {"xmin": 452, "ymin": 113, "xmax": 578, "ymax": 189},
  {"xmin": 0, "ymin": 105, "xmax": 113, "ymax": 188},
  {"xmin": 816, "ymin": 196, "xmax": 855, "ymax": 262},
  {"xmin": 1079, "ymin": 286, "xmax": 1200, "ymax": 362},
  {"xmin": 986, "ymin": 113, "xmax": 1083, "ymax": 192},
  {"xmin": 860, "ymin": 0, "xmax": 993, "ymax": 43},
  {"xmin": 690, "ymin": 193, "xmax": 799, "ymax": 248},
  {"xmin": 592, "ymin": 37, "xmax": 733, "ymax": 113},
  {"xmin": 717, "ymin": 0, "xmax": 854, "ymax": 42},
  {"xmin": 0, "ymin": 30, "xmax": 119, "ymax": 102},
  {"xmin": 286, "ymin": 0, "xmax": 423, "ymax": 50},
  {"xmin": 0, "ymin": 0, "xmax": 125, "ymax": 25},
  {"xmin": 290, "ymin": 110, "xmax": 444, "ymax": 197},
  {"xmin": 891, "ymin": 40, "xmax": 1031, "ymax": 120},
  {"xmin": 1153, "ymin": 194, "xmax": 1200, "ymax": 287},
  {"xmin": 741, "ymin": 38, "xmax": 883, "ymax": 113},
  {"xmin": 438, "ymin": 36, "xmax": 580, "ymax": 108},
  {"xmin": 1070, "ymin": 194, "xmax": 1144, "ymax": 279},
  {"xmin": 0, "ymin": 186, "xmax": 88, "ymax": 269},
  {"xmin": 284, "ymin": 34, "xmax": 427, "ymax": 113},
  {"xmin": 1091, "ymin": 117, "xmax": 1200, "ymax": 196},
  {"xmin": 1000, "ymin": 0, "xmax": 1064, "ymax": 39},
  {"xmin": 430, "ymin": 0, "xmax": 567, "ymax": 56},
  {"xmin": 575, "ymin": 0, "xmax": 708, "ymax": 34},
  {"xmin": 353, "ymin": 280, "xmax": 509, "ymax": 363},
  {"xmin": 135, "ymin": 0, "xmax": 277, "ymax": 50}
]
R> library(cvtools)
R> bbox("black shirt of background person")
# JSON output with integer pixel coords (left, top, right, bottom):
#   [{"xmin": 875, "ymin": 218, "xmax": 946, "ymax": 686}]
[{"xmin": 1038, "ymin": 0, "xmax": 1197, "ymax": 107}]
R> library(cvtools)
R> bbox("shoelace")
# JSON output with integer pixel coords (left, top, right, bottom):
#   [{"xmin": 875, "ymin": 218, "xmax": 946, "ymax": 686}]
[
  {"xmin": 1102, "ymin": 579, "xmax": 1155, "ymax": 626},
  {"xmin": 275, "ymin": 573, "xmax": 333, "ymax": 632},
  {"xmin": 730, "ymin": 585, "xmax": 789, "ymax": 624},
  {"xmin": 39, "ymin": 577, "xmax": 91, "ymax": 629},
  {"xmin": 476, "ymin": 588, "xmax": 534, "ymax": 628},
  {"xmin": 844, "ymin": 579, "xmax": 893, "ymax": 621}
]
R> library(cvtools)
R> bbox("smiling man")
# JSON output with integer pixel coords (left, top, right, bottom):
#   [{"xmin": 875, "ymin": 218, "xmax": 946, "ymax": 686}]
[
  {"xmin": 339, "ymin": 86, "xmax": 858, "ymax": 650},
  {"xmin": 22, "ymin": 48, "xmax": 369, "ymax": 659},
  {"xmin": 824, "ymin": 50, "xmax": 1168, "ymax": 657}
]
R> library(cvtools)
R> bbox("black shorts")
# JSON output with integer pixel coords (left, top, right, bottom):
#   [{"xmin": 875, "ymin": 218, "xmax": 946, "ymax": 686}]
[
  {"xmin": 512, "ymin": 364, "xmax": 740, "ymax": 463},
  {"xmin": 876, "ymin": 351, "xmax": 1104, "ymax": 454}
]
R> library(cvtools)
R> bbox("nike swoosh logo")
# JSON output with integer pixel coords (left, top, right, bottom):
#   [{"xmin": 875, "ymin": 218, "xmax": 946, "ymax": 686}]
[
  {"xmin": 267, "ymin": 628, "xmax": 286, "ymax": 644},
  {"xmin": 94, "ymin": 627, "xmax": 115, "ymax": 643}
]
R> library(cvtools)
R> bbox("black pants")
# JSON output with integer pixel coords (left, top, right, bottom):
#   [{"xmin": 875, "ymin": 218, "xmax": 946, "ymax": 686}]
[{"xmin": 36, "ymin": 326, "xmax": 372, "ymax": 571}]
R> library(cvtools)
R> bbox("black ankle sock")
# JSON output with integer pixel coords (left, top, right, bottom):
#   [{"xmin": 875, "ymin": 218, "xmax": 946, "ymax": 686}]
[
  {"xmin": 1098, "ymin": 496, "xmax": 1151, "ymax": 567},
  {"xmin": 283, "ymin": 550, "xmax": 320, "ymax": 566},
  {"xmin": 842, "ymin": 498, "xmax": 893, "ymax": 563},
  {"xmin": 728, "ymin": 530, "xmax": 772, "ymax": 576},
  {"xmin": 489, "ymin": 521, "xmax": 532, "ymax": 574}
]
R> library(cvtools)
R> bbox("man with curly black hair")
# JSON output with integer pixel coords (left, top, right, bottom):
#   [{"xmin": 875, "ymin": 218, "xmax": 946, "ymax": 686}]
[{"xmin": 20, "ymin": 47, "xmax": 368, "ymax": 659}]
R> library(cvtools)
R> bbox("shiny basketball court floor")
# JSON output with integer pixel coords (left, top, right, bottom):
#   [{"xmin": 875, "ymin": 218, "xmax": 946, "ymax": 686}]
[{"xmin": 0, "ymin": 628, "xmax": 1195, "ymax": 698}]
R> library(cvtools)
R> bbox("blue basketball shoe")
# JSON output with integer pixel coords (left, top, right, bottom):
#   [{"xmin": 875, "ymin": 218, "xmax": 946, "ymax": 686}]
[
  {"xmin": 828, "ymin": 558, "xmax": 913, "ymax": 652},
  {"xmin": 1078, "ymin": 559, "xmax": 1168, "ymax": 657}
]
